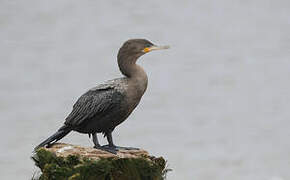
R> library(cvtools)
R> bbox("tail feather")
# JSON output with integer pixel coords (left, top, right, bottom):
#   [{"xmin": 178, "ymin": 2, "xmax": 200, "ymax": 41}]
[{"xmin": 34, "ymin": 125, "xmax": 71, "ymax": 151}]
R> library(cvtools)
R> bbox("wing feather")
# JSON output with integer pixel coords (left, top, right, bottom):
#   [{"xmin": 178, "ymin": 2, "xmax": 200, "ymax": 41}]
[{"xmin": 64, "ymin": 86, "xmax": 120, "ymax": 127}]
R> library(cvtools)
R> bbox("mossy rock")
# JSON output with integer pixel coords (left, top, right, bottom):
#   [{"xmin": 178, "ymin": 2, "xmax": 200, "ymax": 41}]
[{"xmin": 32, "ymin": 143, "xmax": 170, "ymax": 180}]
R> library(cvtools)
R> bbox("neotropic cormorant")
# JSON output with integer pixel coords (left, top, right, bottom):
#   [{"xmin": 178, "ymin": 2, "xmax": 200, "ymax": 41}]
[{"xmin": 35, "ymin": 39, "xmax": 169, "ymax": 153}]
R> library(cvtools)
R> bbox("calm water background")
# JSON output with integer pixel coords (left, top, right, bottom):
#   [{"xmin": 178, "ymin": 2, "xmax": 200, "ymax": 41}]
[{"xmin": 1, "ymin": 0, "xmax": 290, "ymax": 179}]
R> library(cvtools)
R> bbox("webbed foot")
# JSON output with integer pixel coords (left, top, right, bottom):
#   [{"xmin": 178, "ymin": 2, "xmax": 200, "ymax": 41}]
[
  {"xmin": 102, "ymin": 144, "xmax": 139, "ymax": 151},
  {"xmin": 115, "ymin": 146, "xmax": 139, "ymax": 150},
  {"xmin": 94, "ymin": 145, "xmax": 118, "ymax": 154}
]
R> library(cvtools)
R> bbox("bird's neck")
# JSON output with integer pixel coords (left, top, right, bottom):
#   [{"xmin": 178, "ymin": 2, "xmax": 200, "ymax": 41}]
[
  {"xmin": 118, "ymin": 55, "xmax": 143, "ymax": 78},
  {"xmin": 118, "ymin": 56, "xmax": 148, "ymax": 93}
]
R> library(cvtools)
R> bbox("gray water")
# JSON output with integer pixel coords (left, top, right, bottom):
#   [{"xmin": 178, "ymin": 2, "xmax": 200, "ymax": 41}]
[{"xmin": 1, "ymin": 0, "xmax": 290, "ymax": 179}]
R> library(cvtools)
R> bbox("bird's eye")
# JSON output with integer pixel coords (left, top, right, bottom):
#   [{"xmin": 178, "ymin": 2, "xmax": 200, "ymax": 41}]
[{"xmin": 145, "ymin": 44, "xmax": 152, "ymax": 48}]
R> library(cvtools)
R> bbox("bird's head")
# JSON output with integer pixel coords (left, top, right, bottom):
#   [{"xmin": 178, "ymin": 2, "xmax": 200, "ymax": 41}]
[{"xmin": 117, "ymin": 39, "xmax": 169, "ymax": 62}]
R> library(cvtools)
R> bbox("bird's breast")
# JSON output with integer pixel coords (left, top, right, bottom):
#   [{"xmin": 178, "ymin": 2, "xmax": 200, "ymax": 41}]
[{"xmin": 122, "ymin": 77, "xmax": 147, "ymax": 111}]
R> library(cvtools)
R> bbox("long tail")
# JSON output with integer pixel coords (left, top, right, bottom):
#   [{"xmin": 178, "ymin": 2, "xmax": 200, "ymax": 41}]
[{"xmin": 34, "ymin": 125, "xmax": 72, "ymax": 151}]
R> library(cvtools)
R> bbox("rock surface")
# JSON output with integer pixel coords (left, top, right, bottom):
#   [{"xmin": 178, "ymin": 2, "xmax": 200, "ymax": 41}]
[{"xmin": 43, "ymin": 143, "xmax": 149, "ymax": 159}]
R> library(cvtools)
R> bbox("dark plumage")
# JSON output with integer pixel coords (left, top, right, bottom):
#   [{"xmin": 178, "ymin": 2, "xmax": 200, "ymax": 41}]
[{"xmin": 35, "ymin": 39, "xmax": 169, "ymax": 153}]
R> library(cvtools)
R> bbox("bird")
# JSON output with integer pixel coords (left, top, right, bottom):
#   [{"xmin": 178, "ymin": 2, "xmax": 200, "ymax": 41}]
[{"xmin": 35, "ymin": 39, "xmax": 169, "ymax": 153}]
